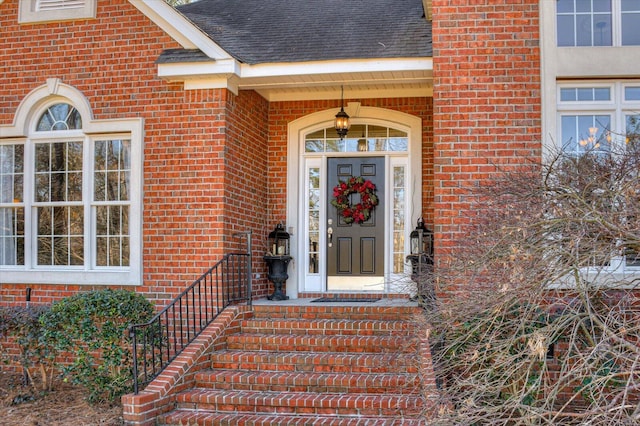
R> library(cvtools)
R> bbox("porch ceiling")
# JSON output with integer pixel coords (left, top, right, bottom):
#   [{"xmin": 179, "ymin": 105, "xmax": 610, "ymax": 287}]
[{"xmin": 237, "ymin": 70, "xmax": 433, "ymax": 102}]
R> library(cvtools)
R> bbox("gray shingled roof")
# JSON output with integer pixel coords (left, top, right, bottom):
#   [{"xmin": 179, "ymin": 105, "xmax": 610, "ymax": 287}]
[{"xmin": 176, "ymin": 0, "xmax": 432, "ymax": 65}]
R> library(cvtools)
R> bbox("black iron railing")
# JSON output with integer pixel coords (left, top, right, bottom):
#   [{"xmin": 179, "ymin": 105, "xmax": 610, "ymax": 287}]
[{"xmin": 129, "ymin": 232, "xmax": 253, "ymax": 394}]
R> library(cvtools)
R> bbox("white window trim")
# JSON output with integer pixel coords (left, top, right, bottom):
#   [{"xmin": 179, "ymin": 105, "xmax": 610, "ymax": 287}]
[
  {"xmin": 556, "ymin": 82, "xmax": 640, "ymax": 154},
  {"xmin": 19, "ymin": 0, "xmax": 96, "ymax": 24},
  {"xmin": 0, "ymin": 80, "xmax": 143, "ymax": 285}
]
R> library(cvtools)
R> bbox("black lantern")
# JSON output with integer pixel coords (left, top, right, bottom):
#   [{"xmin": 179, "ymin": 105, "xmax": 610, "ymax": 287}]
[
  {"xmin": 263, "ymin": 224, "xmax": 291, "ymax": 301},
  {"xmin": 406, "ymin": 218, "xmax": 435, "ymax": 309},
  {"xmin": 334, "ymin": 85, "xmax": 350, "ymax": 140},
  {"xmin": 409, "ymin": 218, "xmax": 433, "ymax": 260},
  {"xmin": 268, "ymin": 223, "xmax": 290, "ymax": 256}
]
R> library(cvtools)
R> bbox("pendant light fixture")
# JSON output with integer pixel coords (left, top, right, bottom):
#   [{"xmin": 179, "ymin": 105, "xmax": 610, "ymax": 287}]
[{"xmin": 334, "ymin": 85, "xmax": 350, "ymax": 140}]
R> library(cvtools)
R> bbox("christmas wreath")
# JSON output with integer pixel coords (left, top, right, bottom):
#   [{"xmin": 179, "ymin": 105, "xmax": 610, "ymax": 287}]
[{"xmin": 331, "ymin": 176, "xmax": 379, "ymax": 224}]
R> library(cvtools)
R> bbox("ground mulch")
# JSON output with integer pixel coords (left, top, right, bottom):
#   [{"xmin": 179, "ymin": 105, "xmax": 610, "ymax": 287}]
[{"xmin": 0, "ymin": 370, "xmax": 123, "ymax": 426}]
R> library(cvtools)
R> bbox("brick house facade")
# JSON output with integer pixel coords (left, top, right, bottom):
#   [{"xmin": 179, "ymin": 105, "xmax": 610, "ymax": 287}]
[{"xmin": 2, "ymin": 0, "xmax": 639, "ymax": 303}]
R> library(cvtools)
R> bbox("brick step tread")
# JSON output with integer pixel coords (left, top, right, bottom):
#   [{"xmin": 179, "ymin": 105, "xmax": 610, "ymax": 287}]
[
  {"xmin": 175, "ymin": 389, "xmax": 425, "ymax": 416},
  {"xmin": 210, "ymin": 350, "xmax": 419, "ymax": 374},
  {"xmin": 252, "ymin": 305, "xmax": 420, "ymax": 321},
  {"xmin": 226, "ymin": 333, "xmax": 417, "ymax": 353},
  {"xmin": 195, "ymin": 370, "xmax": 422, "ymax": 394},
  {"xmin": 241, "ymin": 318, "xmax": 417, "ymax": 336},
  {"xmin": 158, "ymin": 410, "xmax": 427, "ymax": 426}
]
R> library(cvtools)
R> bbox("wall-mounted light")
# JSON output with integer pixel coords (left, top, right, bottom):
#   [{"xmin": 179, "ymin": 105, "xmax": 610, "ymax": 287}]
[{"xmin": 334, "ymin": 85, "xmax": 350, "ymax": 140}]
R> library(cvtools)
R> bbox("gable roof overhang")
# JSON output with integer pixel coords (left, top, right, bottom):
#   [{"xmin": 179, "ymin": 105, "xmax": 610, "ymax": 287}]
[{"xmin": 130, "ymin": 0, "xmax": 433, "ymax": 102}]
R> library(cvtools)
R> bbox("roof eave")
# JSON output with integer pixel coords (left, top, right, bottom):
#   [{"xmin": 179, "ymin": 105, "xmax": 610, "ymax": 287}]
[{"xmin": 157, "ymin": 57, "xmax": 433, "ymax": 100}]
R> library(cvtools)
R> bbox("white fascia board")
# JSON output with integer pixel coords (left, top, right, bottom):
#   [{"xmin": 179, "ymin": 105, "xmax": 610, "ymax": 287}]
[
  {"xmin": 127, "ymin": 0, "xmax": 233, "ymax": 60},
  {"xmin": 239, "ymin": 57, "xmax": 433, "ymax": 79},
  {"xmin": 158, "ymin": 58, "xmax": 239, "ymax": 80}
]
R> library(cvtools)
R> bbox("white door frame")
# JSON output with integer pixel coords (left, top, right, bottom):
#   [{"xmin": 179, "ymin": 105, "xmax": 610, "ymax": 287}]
[{"xmin": 285, "ymin": 103, "xmax": 422, "ymax": 298}]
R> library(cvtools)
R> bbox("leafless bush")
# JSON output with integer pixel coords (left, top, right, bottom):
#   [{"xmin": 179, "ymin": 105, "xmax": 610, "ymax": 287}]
[{"xmin": 424, "ymin": 145, "xmax": 640, "ymax": 425}]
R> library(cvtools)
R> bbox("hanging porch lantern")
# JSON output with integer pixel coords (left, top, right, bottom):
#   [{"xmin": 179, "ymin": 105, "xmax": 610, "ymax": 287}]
[{"xmin": 334, "ymin": 85, "xmax": 350, "ymax": 140}]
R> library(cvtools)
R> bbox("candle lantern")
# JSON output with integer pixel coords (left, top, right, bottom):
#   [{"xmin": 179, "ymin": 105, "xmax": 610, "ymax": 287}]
[
  {"xmin": 406, "ymin": 218, "xmax": 435, "ymax": 308},
  {"xmin": 263, "ymin": 224, "xmax": 291, "ymax": 300},
  {"xmin": 409, "ymin": 218, "xmax": 433, "ymax": 260}
]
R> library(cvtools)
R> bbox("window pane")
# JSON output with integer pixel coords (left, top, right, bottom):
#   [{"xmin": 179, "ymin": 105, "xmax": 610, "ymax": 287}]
[
  {"xmin": 35, "ymin": 141, "xmax": 83, "ymax": 203},
  {"xmin": 625, "ymin": 87, "xmax": 640, "ymax": 100},
  {"xmin": 594, "ymin": 87, "xmax": 610, "ymax": 100},
  {"xmin": 557, "ymin": 15, "xmax": 576, "ymax": 46},
  {"xmin": 95, "ymin": 205, "xmax": 129, "ymax": 266},
  {"xmin": 593, "ymin": 15, "xmax": 612, "ymax": 46},
  {"xmin": 36, "ymin": 103, "xmax": 82, "ymax": 131},
  {"xmin": 0, "ymin": 144, "xmax": 24, "ymax": 203},
  {"xmin": 94, "ymin": 139, "xmax": 130, "ymax": 202},
  {"xmin": 36, "ymin": 205, "xmax": 84, "ymax": 266},
  {"xmin": 557, "ymin": 0, "xmax": 575, "ymax": 14},
  {"xmin": 576, "ymin": 15, "xmax": 593, "ymax": 46},
  {"xmin": 392, "ymin": 166, "xmax": 406, "ymax": 274},
  {"xmin": 307, "ymin": 167, "xmax": 320, "ymax": 274},
  {"xmin": 561, "ymin": 114, "xmax": 611, "ymax": 154},
  {"xmin": 622, "ymin": 13, "xmax": 640, "ymax": 45},
  {"xmin": 626, "ymin": 114, "xmax": 640, "ymax": 150},
  {"xmin": 560, "ymin": 88, "xmax": 577, "ymax": 101},
  {"xmin": 0, "ymin": 207, "xmax": 25, "ymax": 266}
]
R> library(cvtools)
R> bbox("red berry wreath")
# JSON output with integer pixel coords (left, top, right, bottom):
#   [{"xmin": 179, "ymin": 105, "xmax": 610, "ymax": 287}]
[{"xmin": 331, "ymin": 176, "xmax": 379, "ymax": 224}]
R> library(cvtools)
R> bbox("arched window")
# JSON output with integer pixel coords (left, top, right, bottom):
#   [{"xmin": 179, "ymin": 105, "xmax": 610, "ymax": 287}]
[{"xmin": 0, "ymin": 84, "xmax": 142, "ymax": 285}]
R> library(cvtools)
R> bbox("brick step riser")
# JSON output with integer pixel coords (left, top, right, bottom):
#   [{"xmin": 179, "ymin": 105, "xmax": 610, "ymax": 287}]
[
  {"xmin": 210, "ymin": 352, "xmax": 419, "ymax": 374},
  {"xmin": 240, "ymin": 320, "xmax": 416, "ymax": 337},
  {"xmin": 251, "ymin": 306, "xmax": 420, "ymax": 322},
  {"xmin": 159, "ymin": 411, "xmax": 427, "ymax": 426},
  {"xmin": 175, "ymin": 392, "xmax": 424, "ymax": 417},
  {"xmin": 225, "ymin": 334, "xmax": 417, "ymax": 353},
  {"xmin": 194, "ymin": 371, "xmax": 421, "ymax": 394}
]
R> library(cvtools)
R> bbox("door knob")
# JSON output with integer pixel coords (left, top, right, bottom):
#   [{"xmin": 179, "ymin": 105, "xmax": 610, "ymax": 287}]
[{"xmin": 327, "ymin": 226, "xmax": 333, "ymax": 247}]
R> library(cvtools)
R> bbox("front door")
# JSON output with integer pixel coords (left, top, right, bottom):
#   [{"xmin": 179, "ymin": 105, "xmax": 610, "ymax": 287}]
[{"xmin": 327, "ymin": 157, "xmax": 385, "ymax": 291}]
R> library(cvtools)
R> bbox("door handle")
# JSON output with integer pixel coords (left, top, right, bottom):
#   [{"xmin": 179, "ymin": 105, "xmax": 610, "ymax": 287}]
[{"xmin": 327, "ymin": 227, "xmax": 333, "ymax": 247}]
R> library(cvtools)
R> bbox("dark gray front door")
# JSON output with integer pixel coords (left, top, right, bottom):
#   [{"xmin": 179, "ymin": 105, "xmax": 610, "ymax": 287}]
[{"xmin": 327, "ymin": 157, "xmax": 385, "ymax": 291}]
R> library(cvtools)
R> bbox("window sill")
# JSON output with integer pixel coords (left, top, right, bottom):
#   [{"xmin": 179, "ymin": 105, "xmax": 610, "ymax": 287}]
[{"xmin": 0, "ymin": 269, "xmax": 141, "ymax": 286}]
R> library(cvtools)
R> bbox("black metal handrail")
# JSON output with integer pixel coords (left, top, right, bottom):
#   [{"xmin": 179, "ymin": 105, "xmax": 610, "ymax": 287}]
[{"xmin": 129, "ymin": 233, "xmax": 253, "ymax": 394}]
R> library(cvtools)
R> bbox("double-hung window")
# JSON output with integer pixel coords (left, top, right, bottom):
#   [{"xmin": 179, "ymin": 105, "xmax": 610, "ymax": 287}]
[
  {"xmin": 0, "ymin": 95, "xmax": 142, "ymax": 285},
  {"xmin": 557, "ymin": 0, "xmax": 640, "ymax": 47}
]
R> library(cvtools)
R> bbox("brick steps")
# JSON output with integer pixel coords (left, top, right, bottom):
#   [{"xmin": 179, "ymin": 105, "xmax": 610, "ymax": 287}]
[
  {"xmin": 226, "ymin": 333, "xmax": 417, "ymax": 353},
  {"xmin": 241, "ymin": 318, "xmax": 416, "ymax": 336},
  {"xmin": 210, "ymin": 350, "xmax": 419, "ymax": 374},
  {"xmin": 194, "ymin": 370, "xmax": 421, "ymax": 393},
  {"xmin": 175, "ymin": 389, "xmax": 424, "ymax": 416},
  {"xmin": 157, "ymin": 303, "xmax": 430, "ymax": 425},
  {"xmin": 160, "ymin": 411, "xmax": 427, "ymax": 425}
]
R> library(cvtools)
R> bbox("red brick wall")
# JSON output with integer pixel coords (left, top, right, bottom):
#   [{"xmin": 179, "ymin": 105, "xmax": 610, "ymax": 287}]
[
  {"xmin": 268, "ymin": 97, "xmax": 435, "ymax": 227},
  {"xmin": 431, "ymin": 0, "xmax": 542, "ymax": 287},
  {"xmin": 224, "ymin": 90, "xmax": 270, "ymax": 297},
  {"xmin": 0, "ymin": 0, "xmax": 269, "ymax": 306}
]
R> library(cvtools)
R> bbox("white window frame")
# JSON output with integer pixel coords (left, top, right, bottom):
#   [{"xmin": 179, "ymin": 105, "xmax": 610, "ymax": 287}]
[
  {"xmin": 0, "ymin": 80, "xmax": 142, "ymax": 285},
  {"xmin": 556, "ymin": 0, "xmax": 640, "ymax": 47},
  {"xmin": 19, "ymin": 0, "xmax": 96, "ymax": 24},
  {"xmin": 557, "ymin": 82, "xmax": 640, "ymax": 153},
  {"xmin": 554, "ymin": 81, "xmax": 640, "ymax": 282}
]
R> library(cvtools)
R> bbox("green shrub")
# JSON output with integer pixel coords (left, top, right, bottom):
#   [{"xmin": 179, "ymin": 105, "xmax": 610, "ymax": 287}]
[
  {"xmin": 0, "ymin": 304, "xmax": 55, "ymax": 390},
  {"xmin": 40, "ymin": 289, "xmax": 154, "ymax": 404}
]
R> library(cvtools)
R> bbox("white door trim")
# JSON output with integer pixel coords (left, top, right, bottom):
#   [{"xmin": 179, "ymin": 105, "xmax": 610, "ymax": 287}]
[{"xmin": 286, "ymin": 104, "xmax": 422, "ymax": 298}]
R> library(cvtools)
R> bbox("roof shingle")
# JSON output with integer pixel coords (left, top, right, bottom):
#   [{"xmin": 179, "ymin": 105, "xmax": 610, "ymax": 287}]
[{"xmin": 176, "ymin": 0, "xmax": 432, "ymax": 64}]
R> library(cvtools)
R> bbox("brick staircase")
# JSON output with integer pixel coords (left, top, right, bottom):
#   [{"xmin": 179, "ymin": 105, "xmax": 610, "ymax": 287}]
[{"xmin": 156, "ymin": 301, "xmax": 435, "ymax": 425}]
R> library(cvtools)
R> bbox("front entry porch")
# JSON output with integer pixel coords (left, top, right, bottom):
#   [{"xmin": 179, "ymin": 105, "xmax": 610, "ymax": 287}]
[{"xmin": 285, "ymin": 105, "xmax": 425, "ymax": 299}]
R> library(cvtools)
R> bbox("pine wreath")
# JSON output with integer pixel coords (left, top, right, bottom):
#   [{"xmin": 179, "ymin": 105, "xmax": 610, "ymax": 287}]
[{"xmin": 331, "ymin": 176, "xmax": 379, "ymax": 224}]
